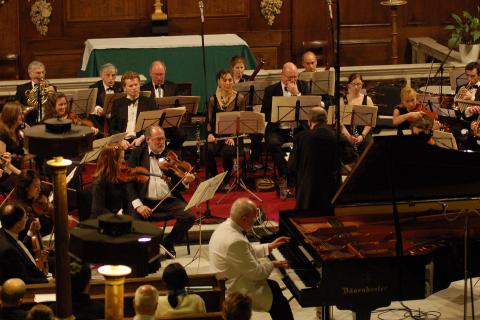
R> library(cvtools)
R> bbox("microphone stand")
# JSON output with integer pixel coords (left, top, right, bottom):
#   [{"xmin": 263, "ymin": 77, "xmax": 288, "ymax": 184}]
[{"xmin": 197, "ymin": 0, "xmax": 224, "ymax": 223}]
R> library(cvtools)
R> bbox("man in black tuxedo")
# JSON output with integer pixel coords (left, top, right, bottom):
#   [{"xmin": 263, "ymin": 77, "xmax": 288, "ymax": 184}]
[
  {"xmin": 0, "ymin": 204, "xmax": 48, "ymax": 284},
  {"xmin": 261, "ymin": 62, "xmax": 310, "ymax": 182},
  {"xmin": 288, "ymin": 107, "xmax": 339, "ymax": 214},
  {"xmin": 140, "ymin": 60, "xmax": 186, "ymax": 152},
  {"xmin": 14, "ymin": 60, "xmax": 56, "ymax": 125},
  {"xmin": 110, "ymin": 71, "xmax": 156, "ymax": 150},
  {"xmin": 88, "ymin": 63, "xmax": 123, "ymax": 132},
  {"xmin": 127, "ymin": 125, "xmax": 195, "ymax": 256},
  {"xmin": 0, "ymin": 278, "xmax": 27, "ymax": 320}
]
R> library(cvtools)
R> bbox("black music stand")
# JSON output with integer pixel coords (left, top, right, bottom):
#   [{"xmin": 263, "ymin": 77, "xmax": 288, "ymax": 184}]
[
  {"xmin": 102, "ymin": 92, "xmax": 125, "ymax": 117},
  {"xmin": 154, "ymin": 96, "xmax": 200, "ymax": 124},
  {"xmin": 64, "ymin": 88, "xmax": 98, "ymax": 115},
  {"xmin": 298, "ymin": 69, "xmax": 335, "ymax": 96},
  {"xmin": 215, "ymin": 111, "xmax": 265, "ymax": 204},
  {"xmin": 135, "ymin": 107, "xmax": 186, "ymax": 134},
  {"xmin": 272, "ymin": 96, "xmax": 323, "ymax": 133},
  {"xmin": 233, "ymin": 80, "xmax": 272, "ymax": 112}
]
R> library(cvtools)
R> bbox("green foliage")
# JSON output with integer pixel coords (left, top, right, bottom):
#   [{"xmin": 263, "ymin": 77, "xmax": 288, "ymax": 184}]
[{"xmin": 445, "ymin": 7, "xmax": 480, "ymax": 48}]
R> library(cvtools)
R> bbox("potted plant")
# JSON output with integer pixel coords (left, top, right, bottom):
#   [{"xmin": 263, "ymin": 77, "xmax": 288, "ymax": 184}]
[{"xmin": 446, "ymin": 7, "xmax": 480, "ymax": 63}]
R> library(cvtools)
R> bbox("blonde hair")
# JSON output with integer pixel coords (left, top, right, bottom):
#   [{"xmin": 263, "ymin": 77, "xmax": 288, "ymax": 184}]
[{"xmin": 400, "ymin": 86, "xmax": 417, "ymax": 102}]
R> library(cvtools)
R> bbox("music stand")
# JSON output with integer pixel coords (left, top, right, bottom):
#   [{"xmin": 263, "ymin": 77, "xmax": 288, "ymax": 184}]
[
  {"xmin": 63, "ymin": 88, "xmax": 98, "ymax": 115},
  {"xmin": 233, "ymin": 80, "xmax": 272, "ymax": 112},
  {"xmin": 298, "ymin": 70, "xmax": 335, "ymax": 96},
  {"xmin": 327, "ymin": 104, "xmax": 352, "ymax": 126},
  {"xmin": 135, "ymin": 107, "xmax": 186, "ymax": 133},
  {"xmin": 81, "ymin": 132, "xmax": 128, "ymax": 164},
  {"xmin": 102, "ymin": 92, "xmax": 126, "ymax": 116},
  {"xmin": 215, "ymin": 111, "xmax": 265, "ymax": 204},
  {"xmin": 432, "ymin": 130, "xmax": 458, "ymax": 150},
  {"xmin": 155, "ymin": 96, "xmax": 200, "ymax": 124},
  {"xmin": 272, "ymin": 96, "xmax": 323, "ymax": 132}
]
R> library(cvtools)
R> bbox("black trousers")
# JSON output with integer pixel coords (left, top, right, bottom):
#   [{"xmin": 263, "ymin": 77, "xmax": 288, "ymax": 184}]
[
  {"xmin": 135, "ymin": 197, "xmax": 195, "ymax": 247},
  {"xmin": 267, "ymin": 279, "xmax": 294, "ymax": 320},
  {"xmin": 265, "ymin": 125, "xmax": 292, "ymax": 178},
  {"xmin": 206, "ymin": 140, "xmax": 236, "ymax": 181}
]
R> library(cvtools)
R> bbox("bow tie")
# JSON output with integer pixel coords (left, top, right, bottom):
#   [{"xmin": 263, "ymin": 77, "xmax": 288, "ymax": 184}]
[
  {"xmin": 471, "ymin": 84, "xmax": 479, "ymax": 89},
  {"xmin": 106, "ymin": 86, "xmax": 114, "ymax": 91},
  {"xmin": 128, "ymin": 97, "xmax": 139, "ymax": 105},
  {"xmin": 154, "ymin": 84, "xmax": 164, "ymax": 90},
  {"xmin": 149, "ymin": 152, "xmax": 162, "ymax": 158}
]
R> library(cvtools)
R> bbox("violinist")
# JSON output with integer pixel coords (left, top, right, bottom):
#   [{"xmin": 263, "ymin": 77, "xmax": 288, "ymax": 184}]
[
  {"xmin": 393, "ymin": 86, "xmax": 441, "ymax": 136},
  {"xmin": 127, "ymin": 125, "xmax": 195, "ymax": 257},
  {"xmin": 91, "ymin": 144, "xmax": 130, "ymax": 218},
  {"xmin": 46, "ymin": 92, "xmax": 99, "ymax": 135},
  {"xmin": 0, "ymin": 101, "xmax": 26, "ymax": 170}
]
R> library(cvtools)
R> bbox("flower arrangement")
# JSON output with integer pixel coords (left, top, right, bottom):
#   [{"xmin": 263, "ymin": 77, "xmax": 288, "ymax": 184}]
[
  {"xmin": 260, "ymin": 0, "xmax": 283, "ymax": 26},
  {"xmin": 445, "ymin": 7, "xmax": 480, "ymax": 48},
  {"xmin": 29, "ymin": 0, "xmax": 53, "ymax": 36}
]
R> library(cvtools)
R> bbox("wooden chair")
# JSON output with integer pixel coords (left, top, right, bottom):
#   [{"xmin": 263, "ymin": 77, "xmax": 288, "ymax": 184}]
[
  {"xmin": 301, "ymin": 40, "xmax": 328, "ymax": 66},
  {"xmin": 0, "ymin": 54, "xmax": 20, "ymax": 80}
]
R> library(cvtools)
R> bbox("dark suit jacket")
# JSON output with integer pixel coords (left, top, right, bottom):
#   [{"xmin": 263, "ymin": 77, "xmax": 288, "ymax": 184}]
[
  {"xmin": 288, "ymin": 124, "xmax": 339, "ymax": 214},
  {"xmin": 0, "ymin": 306, "xmax": 27, "ymax": 320},
  {"xmin": 126, "ymin": 145, "xmax": 186, "ymax": 206},
  {"xmin": 109, "ymin": 95, "xmax": 156, "ymax": 135},
  {"xmin": 89, "ymin": 80, "xmax": 123, "ymax": 107},
  {"xmin": 140, "ymin": 80, "xmax": 179, "ymax": 98},
  {"xmin": 0, "ymin": 228, "xmax": 48, "ymax": 284},
  {"xmin": 261, "ymin": 80, "xmax": 310, "ymax": 123},
  {"xmin": 91, "ymin": 175, "xmax": 129, "ymax": 218}
]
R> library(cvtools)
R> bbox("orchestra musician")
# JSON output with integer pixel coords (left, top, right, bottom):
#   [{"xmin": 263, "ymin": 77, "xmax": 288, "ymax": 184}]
[
  {"xmin": 301, "ymin": 51, "xmax": 318, "ymax": 72},
  {"xmin": 455, "ymin": 62, "xmax": 480, "ymax": 137},
  {"xmin": 91, "ymin": 144, "xmax": 130, "ymax": 217},
  {"xmin": 340, "ymin": 73, "xmax": 374, "ymax": 153},
  {"xmin": 261, "ymin": 62, "xmax": 309, "ymax": 185},
  {"xmin": 126, "ymin": 125, "xmax": 195, "ymax": 257},
  {"xmin": 230, "ymin": 55, "xmax": 250, "ymax": 83},
  {"xmin": 0, "ymin": 204, "xmax": 49, "ymax": 284},
  {"xmin": 14, "ymin": 61, "xmax": 56, "ymax": 126},
  {"xmin": 110, "ymin": 71, "xmax": 156, "ymax": 150},
  {"xmin": 288, "ymin": 107, "xmax": 339, "ymax": 214},
  {"xmin": 208, "ymin": 198, "xmax": 293, "ymax": 320},
  {"xmin": 0, "ymin": 101, "xmax": 26, "ymax": 171},
  {"xmin": 46, "ymin": 92, "xmax": 100, "ymax": 135},
  {"xmin": 393, "ymin": 86, "xmax": 441, "ymax": 136},
  {"xmin": 141, "ymin": 60, "xmax": 187, "ymax": 153},
  {"xmin": 206, "ymin": 69, "xmax": 245, "ymax": 189}
]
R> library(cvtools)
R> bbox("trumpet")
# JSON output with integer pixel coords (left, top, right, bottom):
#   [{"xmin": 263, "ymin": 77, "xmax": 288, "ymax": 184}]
[
  {"xmin": 453, "ymin": 82, "xmax": 474, "ymax": 113},
  {"xmin": 24, "ymin": 78, "xmax": 54, "ymax": 117}
]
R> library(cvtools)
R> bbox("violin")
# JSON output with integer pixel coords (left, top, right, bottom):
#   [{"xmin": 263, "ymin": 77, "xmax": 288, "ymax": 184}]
[
  {"xmin": 31, "ymin": 232, "xmax": 49, "ymax": 275},
  {"xmin": 32, "ymin": 194, "xmax": 53, "ymax": 217},
  {"xmin": 158, "ymin": 151, "xmax": 194, "ymax": 179},
  {"xmin": 117, "ymin": 161, "xmax": 150, "ymax": 183},
  {"xmin": 67, "ymin": 111, "xmax": 94, "ymax": 128}
]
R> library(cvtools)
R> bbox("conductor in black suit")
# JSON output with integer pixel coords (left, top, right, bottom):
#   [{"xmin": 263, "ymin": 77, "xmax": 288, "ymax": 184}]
[
  {"xmin": 0, "ymin": 204, "xmax": 48, "ymax": 284},
  {"xmin": 88, "ymin": 63, "xmax": 123, "ymax": 132},
  {"xmin": 261, "ymin": 62, "xmax": 310, "ymax": 182},
  {"xmin": 110, "ymin": 71, "xmax": 156, "ymax": 150},
  {"xmin": 140, "ymin": 60, "xmax": 186, "ymax": 153},
  {"xmin": 127, "ymin": 125, "xmax": 195, "ymax": 256},
  {"xmin": 15, "ymin": 60, "xmax": 56, "ymax": 125}
]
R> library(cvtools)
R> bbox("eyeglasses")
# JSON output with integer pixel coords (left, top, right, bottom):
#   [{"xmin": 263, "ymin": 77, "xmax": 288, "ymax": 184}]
[{"xmin": 350, "ymin": 82, "xmax": 363, "ymax": 87}]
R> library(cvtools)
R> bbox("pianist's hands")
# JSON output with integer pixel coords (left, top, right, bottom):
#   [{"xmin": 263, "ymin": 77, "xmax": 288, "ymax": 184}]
[
  {"xmin": 268, "ymin": 236, "xmax": 290, "ymax": 251},
  {"xmin": 273, "ymin": 260, "xmax": 290, "ymax": 269}
]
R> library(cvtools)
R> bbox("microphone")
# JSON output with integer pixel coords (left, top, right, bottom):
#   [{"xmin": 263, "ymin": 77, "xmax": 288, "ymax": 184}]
[
  {"xmin": 199, "ymin": 1, "xmax": 204, "ymax": 23},
  {"xmin": 327, "ymin": 0, "xmax": 333, "ymax": 19}
]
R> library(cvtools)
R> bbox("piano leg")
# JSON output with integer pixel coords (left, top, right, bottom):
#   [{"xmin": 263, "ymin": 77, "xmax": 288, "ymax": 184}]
[
  {"xmin": 353, "ymin": 310, "xmax": 371, "ymax": 320},
  {"xmin": 316, "ymin": 306, "xmax": 331, "ymax": 320}
]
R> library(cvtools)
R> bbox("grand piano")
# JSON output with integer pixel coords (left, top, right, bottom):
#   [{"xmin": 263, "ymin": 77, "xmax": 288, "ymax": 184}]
[{"xmin": 272, "ymin": 135, "xmax": 480, "ymax": 319}]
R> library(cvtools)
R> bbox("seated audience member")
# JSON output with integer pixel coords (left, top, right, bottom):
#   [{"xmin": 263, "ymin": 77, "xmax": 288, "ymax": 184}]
[
  {"xmin": 410, "ymin": 114, "xmax": 436, "ymax": 145},
  {"xmin": 302, "ymin": 51, "xmax": 318, "ymax": 72},
  {"xmin": 91, "ymin": 144, "xmax": 129, "ymax": 218},
  {"xmin": 133, "ymin": 285, "xmax": 159, "ymax": 320},
  {"xmin": 230, "ymin": 56, "xmax": 250, "ymax": 83},
  {"xmin": 141, "ymin": 60, "xmax": 187, "ymax": 153},
  {"xmin": 0, "ymin": 278, "xmax": 27, "ymax": 320},
  {"xmin": 26, "ymin": 305, "xmax": 54, "ymax": 320},
  {"xmin": 110, "ymin": 71, "xmax": 156, "ymax": 150},
  {"xmin": 155, "ymin": 263, "xmax": 206, "ymax": 318},
  {"xmin": 206, "ymin": 69, "xmax": 245, "ymax": 188},
  {"xmin": 209, "ymin": 198, "xmax": 293, "ymax": 320},
  {"xmin": 0, "ymin": 204, "xmax": 48, "ymax": 284},
  {"xmin": 222, "ymin": 292, "xmax": 252, "ymax": 320}
]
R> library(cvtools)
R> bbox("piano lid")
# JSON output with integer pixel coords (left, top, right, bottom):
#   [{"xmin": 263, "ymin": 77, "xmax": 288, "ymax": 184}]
[{"xmin": 332, "ymin": 135, "xmax": 480, "ymax": 208}]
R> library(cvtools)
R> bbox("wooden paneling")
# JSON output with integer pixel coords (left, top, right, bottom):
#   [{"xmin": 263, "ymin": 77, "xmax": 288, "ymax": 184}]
[
  {"xmin": 168, "ymin": 0, "xmax": 249, "ymax": 18},
  {"xmin": 0, "ymin": 0, "xmax": 19, "ymax": 55},
  {"xmin": 66, "ymin": 0, "xmax": 150, "ymax": 22},
  {"xmin": 340, "ymin": 39, "xmax": 391, "ymax": 66}
]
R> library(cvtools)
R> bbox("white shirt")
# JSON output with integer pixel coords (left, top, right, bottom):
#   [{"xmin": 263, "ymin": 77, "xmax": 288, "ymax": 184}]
[
  {"xmin": 146, "ymin": 148, "xmax": 171, "ymax": 200},
  {"xmin": 125, "ymin": 95, "xmax": 139, "ymax": 138},
  {"xmin": 153, "ymin": 83, "xmax": 164, "ymax": 98}
]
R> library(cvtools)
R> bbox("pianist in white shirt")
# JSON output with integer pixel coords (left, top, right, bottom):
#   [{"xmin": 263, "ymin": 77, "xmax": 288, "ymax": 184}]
[{"xmin": 208, "ymin": 198, "xmax": 293, "ymax": 320}]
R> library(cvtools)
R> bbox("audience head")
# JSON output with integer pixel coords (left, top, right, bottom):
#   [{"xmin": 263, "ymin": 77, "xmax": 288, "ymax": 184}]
[
  {"xmin": 16, "ymin": 169, "xmax": 41, "ymax": 202},
  {"xmin": 134, "ymin": 284, "xmax": 159, "ymax": 316},
  {"xmin": 230, "ymin": 56, "xmax": 246, "ymax": 81},
  {"xmin": 26, "ymin": 304, "xmax": 54, "ymax": 320},
  {"xmin": 93, "ymin": 143, "xmax": 124, "ymax": 183},
  {"xmin": 230, "ymin": 198, "xmax": 258, "ymax": 232},
  {"xmin": 163, "ymin": 262, "xmax": 189, "ymax": 308},
  {"xmin": 121, "ymin": 71, "xmax": 141, "ymax": 99},
  {"xmin": 465, "ymin": 61, "xmax": 480, "ymax": 85},
  {"xmin": 347, "ymin": 73, "xmax": 364, "ymax": 95},
  {"xmin": 308, "ymin": 106, "xmax": 327, "ymax": 128},
  {"xmin": 216, "ymin": 69, "xmax": 234, "ymax": 93},
  {"xmin": 400, "ymin": 86, "xmax": 417, "ymax": 111},
  {"xmin": 281, "ymin": 62, "xmax": 299, "ymax": 86},
  {"xmin": 0, "ymin": 101, "xmax": 24, "ymax": 131},
  {"xmin": 222, "ymin": 292, "xmax": 252, "ymax": 320},
  {"xmin": 302, "ymin": 51, "xmax": 317, "ymax": 72},
  {"xmin": 411, "ymin": 114, "xmax": 434, "ymax": 136},
  {"xmin": 70, "ymin": 261, "xmax": 92, "ymax": 295},
  {"xmin": 145, "ymin": 125, "xmax": 166, "ymax": 154},
  {"xmin": 0, "ymin": 204, "xmax": 27, "ymax": 233},
  {"xmin": 27, "ymin": 61, "xmax": 46, "ymax": 83},
  {"xmin": 150, "ymin": 60, "xmax": 167, "ymax": 86},
  {"xmin": 100, "ymin": 63, "xmax": 118, "ymax": 87},
  {"xmin": 0, "ymin": 278, "xmax": 26, "ymax": 307}
]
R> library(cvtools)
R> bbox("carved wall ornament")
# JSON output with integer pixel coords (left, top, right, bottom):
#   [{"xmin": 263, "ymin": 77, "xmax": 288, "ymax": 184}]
[
  {"xmin": 28, "ymin": 0, "xmax": 54, "ymax": 36},
  {"xmin": 260, "ymin": 0, "xmax": 283, "ymax": 26}
]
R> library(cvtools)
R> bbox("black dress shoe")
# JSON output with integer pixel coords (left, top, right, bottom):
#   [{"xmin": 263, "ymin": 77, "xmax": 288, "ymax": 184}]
[{"xmin": 163, "ymin": 244, "xmax": 176, "ymax": 259}]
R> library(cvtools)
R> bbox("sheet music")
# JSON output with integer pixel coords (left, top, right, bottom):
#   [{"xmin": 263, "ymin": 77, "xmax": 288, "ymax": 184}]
[{"xmin": 271, "ymin": 96, "xmax": 323, "ymax": 123}]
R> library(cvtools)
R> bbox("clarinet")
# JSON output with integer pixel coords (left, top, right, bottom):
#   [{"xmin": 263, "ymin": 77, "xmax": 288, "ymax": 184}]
[{"xmin": 195, "ymin": 120, "xmax": 201, "ymax": 172}]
